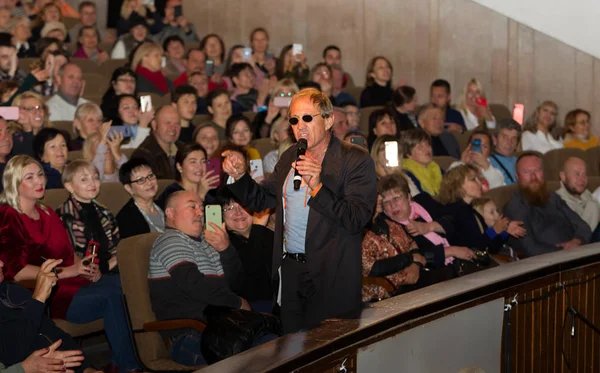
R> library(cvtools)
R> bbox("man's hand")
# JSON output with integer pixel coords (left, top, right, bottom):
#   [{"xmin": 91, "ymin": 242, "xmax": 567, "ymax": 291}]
[
  {"xmin": 44, "ymin": 340, "xmax": 84, "ymax": 373},
  {"xmin": 221, "ymin": 150, "xmax": 246, "ymax": 181},
  {"xmin": 32, "ymin": 259, "xmax": 62, "ymax": 303},
  {"xmin": 240, "ymin": 297, "xmax": 251, "ymax": 311},
  {"xmin": 404, "ymin": 263, "xmax": 420, "ymax": 284},
  {"xmin": 412, "ymin": 253, "xmax": 426, "ymax": 266},
  {"xmin": 20, "ymin": 347, "xmax": 64, "ymax": 373},
  {"xmin": 557, "ymin": 238, "xmax": 582, "ymax": 250},
  {"xmin": 204, "ymin": 222, "xmax": 230, "ymax": 252},
  {"xmin": 138, "ymin": 108, "xmax": 154, "ymax": 128},
  {"xmin": 507, "ymin": 221, "xmax": 526, "ymax": 238},
  {"xmin": 294, "ymin": 154, "xmax": 322, "ymax": 190}
]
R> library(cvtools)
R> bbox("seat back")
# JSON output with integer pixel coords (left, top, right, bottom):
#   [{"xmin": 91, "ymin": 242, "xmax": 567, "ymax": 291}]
[
  {"xmin": 484, "ymin": 184, "xmax": 518, "ymax": 212},
  {"xmin": 52, "ymin": 120, "xmax": 75, "ymax": 136},
  {"xmin": 489, "ymin": 103, "xmax": 511, "ymax": 122},
  {"xmin": 67, "ymin": 150, "xmax": 83, "ymax": 162},
  {"xmin": 157, "ymin": 179, "xmax": 173, "ymax": 195},
  {"xmin": 41, "ymin": 188, "xmax": 70, "ymax": 210},
  {"xmin": 96, "ymin": 182, "xmax": 131, "ymax": 213},
  {"xmin": 341, "ymin": 86, "xmax": 363, "ymax": 105},
  {"xmin": 431, "ymin": 156, "xmax": 457, "ymax": 172},
  {"xmin": 242, "ymin": 111, "xmax": 256, "ymax": 123},
  {"xmin": 586, "ymin": 147, "xmax": 600, "ymax": 177},
  {"xmin": 116, "ymin": 233, "xmax": 168, "ymax": 365},
  {"xmin": 252, "ymin": 137, "xmax": 277, "ymax": 159},
  {"xmin": 543, "ymin": 148, "xmax": 587, "ymax": 181},
  {"xmin": 452, "ymin": 130, "xmax": 472, "ymax": 152}
]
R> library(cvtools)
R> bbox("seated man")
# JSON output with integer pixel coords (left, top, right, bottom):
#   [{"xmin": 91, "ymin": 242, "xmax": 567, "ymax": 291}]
[
  {"xmin": 171, "ymin": 84, "xmax": 198, "ymax": 143},
  {"xmin": 321, "ymin": 45, "xmax": 354, "ymax": 88},
  {"xmin": 131, "ymin": 105, "xmax": 183, "ymax": 179},
  {"xmin": 489, "ymin": 118, "xmax": 520, "ymax": 185},
  {"xmin": 418, "ymin": 104, "xmax": 460, "ymax": 159},
  {"xmin": 230, "ymin": 62, "xmax": 267, "ymax": 112},
  {"xmin": 556, "ymin": 157, "xmax": 600, "ymax": 235},
  {"xmin": 504, "ymin": 152, "xmax": 591, "ymax": 257},
  {"xmin": 46, "ymin": 63, "xmax": 89, "ymax": 121},
  {"xmin": 332, "ymin": 106, "xmax": 349, "ymax": 141},
  {"xmin": 148, "ymin": 190, "xmax": 249, "ymax": 365},
  {"xmin": 429, "ymin": 79, "xmax": 465, "ymax": 132},
  {"xmin": 173, "ymin": 48, "xmax": 205, "ymax": 87}
]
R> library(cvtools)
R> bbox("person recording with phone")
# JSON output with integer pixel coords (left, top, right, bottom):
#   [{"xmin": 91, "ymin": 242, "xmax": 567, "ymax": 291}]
[
  {"xmin": 222, "ymin": 88, "xmax": 378, "ymax": 333},
  {"xmin": 275, "ymin": 44, "xmax": 309, "ymax": 85},
  {"xmin": 153, "ymin": 0, "xmax": 199, "ymax": 43},
  {"xmin": 457, "ymin": 78, "xmax": 496, "ymax": 130}
]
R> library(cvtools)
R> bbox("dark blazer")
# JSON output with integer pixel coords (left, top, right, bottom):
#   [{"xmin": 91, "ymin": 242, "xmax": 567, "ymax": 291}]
[
  {"xmin": 228, "ymin": 136, "xmax": 378, "ymax": 322},
  {"xmin": 116, "ymin": 198, "xmax": 151, "ymax": 239},
  {"xmin": 130, "ymin": 134, "xmax": 183, "ymax": 179},
  {"xmin": 136, "ymin": 73, "xmax": 175, "ymax": 96},
  {"xmin": 438, "ymin": 131, "xmax": 461, "ymax": 159}
]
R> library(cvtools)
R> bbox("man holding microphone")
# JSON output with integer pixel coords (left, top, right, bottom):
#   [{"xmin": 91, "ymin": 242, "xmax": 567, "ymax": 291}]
[{"xmin": 222, "ymin": 88, "xmax": 377, "ymax": 333}]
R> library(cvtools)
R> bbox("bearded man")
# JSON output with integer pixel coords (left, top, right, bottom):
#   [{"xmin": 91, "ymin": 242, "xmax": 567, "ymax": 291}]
[{"xmin": 503, "ymin": 152, "xmax": 591, "ymax": 257}]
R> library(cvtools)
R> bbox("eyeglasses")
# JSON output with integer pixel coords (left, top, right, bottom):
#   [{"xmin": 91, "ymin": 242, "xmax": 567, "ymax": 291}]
[
  {"xmin": 289, "ymin": 113, "xmax": 321, "ymax": 125},
  {"xmin": 130, "ymin": 173, "xmax": 156, "ymax": 185},
  {"xmin": 21, "ymin": 105, "xmax": 44, "ymax": 112},
  {"xmin": 277, "ymin": 92, "xmax": 293, "ymax": 97},
  {"xmin": 223, "ymin": 204, "xmax": 245, "ymax": 213}
]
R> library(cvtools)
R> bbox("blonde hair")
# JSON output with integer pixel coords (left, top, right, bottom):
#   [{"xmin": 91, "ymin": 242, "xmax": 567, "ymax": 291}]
[
  {"xmin": 269, "ymin": 117, "xmax": 289, "ymax": 146},
  {"xmin": 288, "ymin": 88, "xmax": 333, "ymax": 119},
  {"xmin": 62, "ymin": 159, "xmax": 99, "ymax": 186},
  {"xmin": 9, "ymin": 91, "xmax": 51, "ymax": 133},
  {"xmin": 523, "ymin": 100, "xmax": 559, "ymax": 139},
  {"xmin": 74, "ymin": 102, "xmax": 102, "ymax": 135},
  {"xmin": 272, "ymin": 78, "xmax": 299, "ymax": 97},
  {"xmin": 0, "ymin": 155, "xmax": 47, "ymax": 213},
  {"xmin": 457, "ymin": 78, "xmax": 486, "ymax": 114},
  {"xmin": 130, "ymin": 42, "xmax": 163, "ymax": 70},
  {"xmin": 438, "ymin": 164, "xmax": 479, "ymax": 204},
  {"xmin": 471, "ymin": 197, "xmax": 494, "ymax": 216}
]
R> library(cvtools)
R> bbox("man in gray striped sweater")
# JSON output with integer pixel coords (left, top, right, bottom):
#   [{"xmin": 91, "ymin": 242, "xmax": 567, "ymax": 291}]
[{"xmin": 148, "ymin": 190, "xmax": 250, "ymax": 365}]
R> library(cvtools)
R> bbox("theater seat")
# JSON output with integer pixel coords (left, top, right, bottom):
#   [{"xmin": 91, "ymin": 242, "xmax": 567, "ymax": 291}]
[
  {"xmin": 432, "ymin": 156, "xmax": 457, "ymax": 172},
  {"xmin": 586, "ymin": 147, "xmax": 600, "ymax": 177},
  {"xmin": 53, "ymin": 319, "xmax": 104, "ymax": 339},
  {"xmin": 194, "ymin": 114, "xmax": 211, "ymax": 125},
  {"xmin": 68, "ymin": 150, "xmax": 83, "ymax": 162},
  {"xmin": 117, "ymin": 233, "xmax": 205, "ymax": 371},
  {"xmin": 358, "ymin": 106, "xmax": 384, "ymax": 136},
  {"xmin": 242, "ymin": 111, "xmax": 257, "ymax": 123},
  {"xmin": 96, "ymin": 182, "xmax": 131, "ymax": 214},
  {"xmin": 52, "ymin": 121, "xmax": 75, "ymax": 137},
  {"xmin": 341, "ymin": 86, "xmax": 363, "ymax": 105},
  {"xmin": 543, "ymin": 148, "xmax": 587, "ymax": 181},
  {"xmin": 252, "ymin": 138, "xmax": 277, "ymax": 159},
  {"xmin": 489, "ymin": 104, "xmax": 511, "ymax": 122},
  {"xmin": 452, "ymin": 130, "xmax": 472, "ymax": 152},
  {"xmin": 42, "ymin": 188, "xmax": 70, "ymax": 210},
  {"xmin": 484, "ymin": 184, "xmax": 517, "ymax": 212}
]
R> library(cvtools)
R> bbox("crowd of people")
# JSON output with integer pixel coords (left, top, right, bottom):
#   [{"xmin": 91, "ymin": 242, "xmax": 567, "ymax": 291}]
[{"xmin": 0, "ymin": 0, "xmax": 600, "ymax": 372}]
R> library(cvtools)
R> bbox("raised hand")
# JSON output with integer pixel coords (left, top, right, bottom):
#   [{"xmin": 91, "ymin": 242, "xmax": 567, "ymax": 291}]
[
  {"xmin": 294, "ymin": 154, "xmax": 321, "ymax": 190},
  {"xmin": 204, "ymin": 222, "xmax": 230, "ymax": 252},
  {"xmin": 44, "ymin": 340, "xmax": 85, "ymax": 373},
  {"xmin": 198, "ymin": 169, "xmax": 220, "ymax": 199},
  {"xmin": 20, "ymin": 346, "xmax": 64, "ymax": 373},
  {"xmin": 507, "ymin": 220, "xmax": 526, "ymax": 238},
  {"xmin": 32, "ymin": 258, "xmax": 62, "ymax": 303},
  {"xmin": 221, "ymin": 150, "xmax": 246, "ymax": 181}
]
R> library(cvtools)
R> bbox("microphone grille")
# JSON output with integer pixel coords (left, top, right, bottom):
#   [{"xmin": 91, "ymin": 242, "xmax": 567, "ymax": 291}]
[{"xmin": 297, "ymin": 138, "xmax": 308, "ymax": 151}]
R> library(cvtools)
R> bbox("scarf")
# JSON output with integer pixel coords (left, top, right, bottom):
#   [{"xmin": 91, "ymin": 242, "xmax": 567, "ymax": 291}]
[
  {"xmin": 135, "ymin": 64, "xmax": 169, "ymax": 94},
  {"xmin": 402, "ymin": 158, "xmax": 443, "ymax": 196}
]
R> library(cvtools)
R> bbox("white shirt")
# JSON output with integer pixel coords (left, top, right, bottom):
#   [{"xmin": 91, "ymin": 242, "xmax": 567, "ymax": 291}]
[
  {"xmin": 120, "ymin": 126, "xmax": 151, "ymax": 149},
  {"xmin": 461, "ymin": 108, "xmax": 496, "ymax": 131},
  {"xmin": 111, "ymin": 40, "xmax": 127, "ymax": 59},
  {"xmin": 47, "ymin": 95, "xmax": 89, "ymax": 121},
  {"xmin": 449, "ymin": 159, "xmax": 506, "ymax": 189},
  {"xmin": 521, "ymin": 130, "xmax": 563, "ymax": 154}
]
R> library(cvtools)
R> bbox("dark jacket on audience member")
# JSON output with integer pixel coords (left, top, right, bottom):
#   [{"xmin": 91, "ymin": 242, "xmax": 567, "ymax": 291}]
[
  {"xmin": 117, "ymin": 198, "xmax": 152, "ymax": 239},
  {"xmin": 392, "ymin": 108, "xmax": 417, "ymax": 132},
  {"xmin": 360, "ymin": 82, "xmax": 393, "ymax": 108},
  {"xmin": 503, "ymin": 190, "xmax": 592, "ymax": 257},
  {"xmin": 0, "ymin": 157, "xmax": 9, "ymax": 192},
  {"xmin": 130, "ymin": 134, "xmax": 183, "ymax": 179},
  {"xmin": 11, "ymin": 131, "xmax": 35, "ymax": 157},
  {"xmin": 445, "ymin": 107, "xmax": 466, "ymax": 129},
  {"xmin": 431, "ymin": 131, "xmax": 461, "ymax": 159},
  {"xmin": 178, "ymin": 122, "xmax": 196, "ymax": 144},
  {"xmin": 0, "ymin": 283, "xmax": 90, "ymax": 373},
  {"xmin": 42, "ymin": 162, "xmax": 65, "ymax": 189}
]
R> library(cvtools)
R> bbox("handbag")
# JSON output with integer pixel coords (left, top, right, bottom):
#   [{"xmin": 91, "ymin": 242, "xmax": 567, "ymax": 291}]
[{"xmin": 200, "ymin": 305, "xmax": 282, "ymax": 364}]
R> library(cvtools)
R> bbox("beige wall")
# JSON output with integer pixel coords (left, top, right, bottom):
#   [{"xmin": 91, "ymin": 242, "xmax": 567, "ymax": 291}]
[{"xmin": 185, "ymin": 0, "xmax": 600, "ymax": 133}]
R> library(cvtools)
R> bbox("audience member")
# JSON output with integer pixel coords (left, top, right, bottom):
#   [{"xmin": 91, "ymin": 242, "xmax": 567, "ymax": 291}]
[
  {"xmin": 0, "ymin": 155, "xmax": 139, "ymax": 371},
  {"xmin": 162, "ymin": 35, "xmax": 185, "ymax": 77},
  {"xmin": 110, "ymin": 13, "xmax": 150, "ymax": 60},
  {"xmin": 73, "ymin": 26, "xmax": 109, "ymax": 64},
  {"xmin": 457, "ymin": 78, "xmax": 496, "ymax": 130},
  {"xmin": 418, "ymin": 104, "xmax": 460, "ymax": 159},
  {"xmin": 310, "ymin": 62, "xmax": 335, "ymax": 103},
  {"xmin": 57, "ymin": 160, "xmax": 121, "ymax": 275},
  {"xmin": 153, "ymin": 0, "xmax": 199, "ymax": 43},
  {"xmin": 0, "ymin": 37, "xmax": 27, "ymax": 84},
  {"xmin": 0, "ymin": 117, "xmax": 11, "ymax": 192},
  {"xmin": 34, "ymin": 49, "xmax": 68, "ymax": 97},
  {"xmin": 275, "ymin": 44, "xmax": 309, "ymax": 84},
  {"xmin": 117, "ymin": 158, "xmax": 164, "ymax": 239},
  {"xmin": 453, "ymin": 130, "xmax": 505, "ymax": 189},
  {"xmin": 131, "ymin": 105, "xmax": 183, "ymax": 179},
  {"xmin": 30, "ymin": 2, "xmax": 65, "ymax": 44},
  {"xmin": 171, "ymin": 84, "xmax": 198, "ymax": 142},
  {"xmin": 367, "ymin": 108, "xmax": 397, "ymax": 150},
  {"xmin": 391, "ymin": 85, "xmax": 418, "ymax": 131},
  {"xmin": 401, "ymin": 129, "xmax": 443, "ymax": 196},
  {"xmin": 69, "ymin": 1, "xmax": 112, "ymax": 44},
  {"xmin": 360, "ymin": 56, "xmax": 393, "ymax": 108},
  {"xmin": 0, "ymin": 7, "xmax": 10, "ymax": 32},
  {"xmin": 39, "ymin": 21, "xmax": 67, "ymax": 42},
  {"xmin": 205, "ymin": 88, "xmax": 232, "ymax": 140},
  {"xmin": 263, "ymin": 117, "xmax": 292, "ymax": 174},
  {"xmin": 82, "ymin": 123, "xmax": 127, "ymax": 182},
  {"xmin": 112, "ymin": 94, "xmax": 154, "ymax": 149},
  {"xmin": 250, "ymin": 27, "xmax": 276, "ymax": 89},
  {"xmin": 489, "ymin": 118, "xmax": 520, "ymax": 185},
  {"xmin": 332, "ymin": 106, "xmax": 349, "ymax": 140},
  {"xmin": 521, "ymin": 101, "xmax": 563, "ymax": 153},
  {"xmin": 33, "ymin": 127, "xmax": 67, "ymax": 189},
  {"xmin": 230, "ymin": 62, "xmax": 268, "ymax": 112},
  {"xmin": 173, "ymin": 48, "xmax": 205, "ymax": 87},
  {"xmin": 193, "ymin": 123, "xmax": 220, "ymax": 162},
  {"xmin": 430, "ymin": 79, "xmax": 465, "ymax": 132},
  {"xmin": 10, "ymin": 91, "xmax": 49, "ymax": 157},
  {"xmin": 188, "ymin": 71, "xmax": 209, "ymax": 113},
  {"xmin": 148, "ymin": 190, "xmax": 250, "ymax": 365},
  {"xmin": 504, "ymin": 152, "xmax": 591, "ymax": 257},
  {"xmin": 117, "ymin": 0, "xmax": 159, "ymax": 37},
  {"xmin": 131, "ymin": 42, "xmax": 174, "ymax": 96},
  {"xmin": 330, "ymin": 65, "xmax": 356, "ymax": 105},
  {"xmin": 71, "ymin": 102, "xmax": 103, "ymax": 150},
  {"xmin": 341, "ymin": 101, "xmax": 360, "ymax": 131},
  {"xmin": 100, "ymin": 67, "xmax": 137, "ymax": 116},
  {"xmin": 225, "ymin": 114, "xmax": 260, "ymax": 160},
  {"xmin": 200, "ymin": 33, "xmax": 227, "ymax": 91},
  {"xmin": 9, "ymin": 16, "xmax": 35, "ymax": 58},
  {"xmin": 251, "ymin": 78, "xmax": 299, "ymax": 139},
  {"xmin": 322, "ymin": 45, "xmax": 355, "ymax": 88},
  {"xmin": 46, "ymin": 63, "xmax": 89, "ymax": 121},
  {"xmin": 371, "ymin": 135, "xmax": 419, "ymax": 195},
  {"xmin": 555, "ymin": 157, "xmax": 600, "ymax": 235},
  {"xmin": 562, "ymin": 109, "xmax": 598, "ymax": 150},
  {"xmin": 222, "ymin": 44, "xmax": 243, "ymax": 88}
]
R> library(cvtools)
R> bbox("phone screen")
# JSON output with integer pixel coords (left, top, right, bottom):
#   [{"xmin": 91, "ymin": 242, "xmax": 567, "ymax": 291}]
[
  {"xmin": 384, "ymin": 141, "xmax": 399, "ymax": 167},
  {"xmin": 273, "ymin": 96, "xmax": 292, "ymax": 108},
  {"xmin": 242, "ymin": 47, "xmax": 253, "ymax": 62},
  {"xmin": 471, "ymin": 138, "xmax": 482, "ymax": 153},
  {"xmin": 350, "ymin": 136, "xmax": 365, "ymax": 147},
  {"xmin": 140, "ymin": 95, "xmax": 152, "ymax": 113},
  {"xmin": 0, "ymin": 107, "xmax": 19, "ymax": 120},
  {"xmin": 205, "ymin": 158, "xmax": 221, "ymax": 188},
  {"xmin": 512, "ymin": 104, "xmax": 524, "ymax": 125},
  {"xmin": 205, "ymin": 205, "xmax": 222, "ymax": 232},
  {"xmin": 110, "ymin": 125, "xmax": 132, "ymax": 138},
  {"xmin": 205, "ymin": 60, "xmax": 214, "ymax": 77}
]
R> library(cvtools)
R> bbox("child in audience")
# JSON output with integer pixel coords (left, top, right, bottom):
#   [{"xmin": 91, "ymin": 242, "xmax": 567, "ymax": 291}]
[
  {"xmin": 472, "ymin": 197, "xmax": 524, "ymax": 260},
  {"xmin": 226, "ymin": 114, "xmax": 260, "ymax": 160}
]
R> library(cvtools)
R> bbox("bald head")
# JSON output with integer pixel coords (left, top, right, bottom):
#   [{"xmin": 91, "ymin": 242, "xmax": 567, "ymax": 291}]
[
  {"xmin": 152, "ymin": 105, "xmax": 181, "ymax": 145},
  {"xmin": 165, "ymin": 190, "xmax": 204, "ymax": 237},
  {"xmin": 560, "ymin": 156, "xmax": 588, "ymax": 196}
]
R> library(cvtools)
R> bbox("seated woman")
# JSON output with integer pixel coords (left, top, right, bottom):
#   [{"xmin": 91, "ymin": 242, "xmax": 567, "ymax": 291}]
[
  {"xmin": 274, "ymin": 44, "xmax": 309, "ymax": 85},
  {"xmin": 367, "ymin": 108, "xmax": 398, "ymax": 150},
  {"xmin": 563, "ymin": 109, "xmax": 598, "ymax": 150},
  {"xmin": 370, "ymin": 135, "xmax": 419, "ymax": 196},
  {"xmin": 156, "ymin": 143, "xmax": 220, "ymax": 209},
  {"xmin": 360, "ymin": 56, "xmax": 394, "ymax": 108},
  {"xmin": 101, "ymin": 68, "xmax": 137, "ymax": 117},
  {"xmin": 391, "ymin": 85, "xmax": 418, "ymax": 131},
  {"xmin": 521, "ymin": 101, "xmax": 563, "ymax": 153},
  {"xmin": 10, "ymin": 91, "xmax": 50, "ymax": 157},
  {"xmin": 200, "ymin": 34, "xmax": 228, "ymax": 91},
  {"xmin": 73, "ymin": 26, "xmax": 109, "ymax": 64},
  {"xmin": 226, "ymin": 114, "xmax": 260, "ymax": 160},
  {"xmin": 219, "ymin": 191, "xmax": 274, "ymax": 313},
  {"xmin": 57, "ymin": 160, "xmax": 120, "ymax": 275},
  {"xmin": 112, "ymin": 94, "xmax": 154, "ymax": 149},
  {"xmin": 251, "ymin": 78, "xmax": 299, "ymax": 139},
  {"xmin": 70, "ymin": 102, "xmax": 104, "ymax": 150},
  {"xmin": 111, "ymin": 14, "xmax": 151, "ymax": 60},
  {"xmin": 33, "ymin": 128, "xmax": 68, "ymax": 189},
  {"xmin": 30, "ymin": 2, "xmax": 70, "ymax": 44},
  {"xmin": 438, "ymin": 164, "xmax": 525, "ymax": 253},
  {"xmin": 0, "ymin": 155, "xmax": 139, "ymax": 371},
  {"xmin": 34, "ymin": 48, "xmax": 69, "ymax": 97},
  {"xmin": 117, "ymin": 0, "xmax": 158, "ymax": 37},
  {"xmin": 457, "ymin": 78, "xmax": 496, "ymax": 130},
  {"xmin": 310, "ymin": 63, "xmax": 335, "ymax": 104},
  {"xmin": 131, "ymin": 42, "xmax": 174, "ymax": 96},
  {"xmin": 452, "ymin": 130, "xmax": 506, "ymax": 190},
  {"xmin": 193, "ymin": 123, "xmax": 222, "ymax": 175},
  {"xmin": 82, "ymin": 127, "xmax": 127, "ymax": 183},
  {"xmin": 162, "ymin": 35, "xmax": 186, "ymax": 77},
  {"xmin": 223, "ymin": 44, "xmax": 245, "ymax": 90},
  {"xmin": 116, "ymin": 158, "xmax": 164, "ymax": 239},
  {"xmin": 362, "ymin": 174, "xmax": 472, "ymax": 301},
  {"xmin": 401, "ymin": 128, "xmax": 443, "ymax": 196}
]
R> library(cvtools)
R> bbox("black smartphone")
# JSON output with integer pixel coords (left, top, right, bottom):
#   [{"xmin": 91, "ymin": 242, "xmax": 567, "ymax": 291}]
[
  {"xmin": 40, "ymin": 256, "xmax": 57, "ymax": 274},
  {"xmin": 174, "ymin": 5, "xmax": 183, "ymax": 17},
  {"xmin": 350, "ymin": 137, "xmax": 365, "ymax": 147}
]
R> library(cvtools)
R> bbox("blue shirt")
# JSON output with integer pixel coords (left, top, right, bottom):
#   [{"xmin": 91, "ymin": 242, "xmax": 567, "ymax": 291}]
[
  {"xmin": 283, "ymin": 169, "xmax": 310, "ymax": 254},
  {"xmin": 489, "ymin": 153, "xmax": 517, "ymax": 185}
]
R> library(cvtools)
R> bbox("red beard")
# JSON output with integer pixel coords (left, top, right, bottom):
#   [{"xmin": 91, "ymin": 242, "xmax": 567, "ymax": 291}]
[{"xmin": 519, "ymin": 180, "xmax": 551, "ymax": 207}]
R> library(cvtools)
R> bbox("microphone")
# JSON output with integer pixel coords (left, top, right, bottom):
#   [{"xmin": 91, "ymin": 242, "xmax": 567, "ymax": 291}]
[{"xmin": 294, "ymin": 139, "xmax": 308, "ymax": 191}]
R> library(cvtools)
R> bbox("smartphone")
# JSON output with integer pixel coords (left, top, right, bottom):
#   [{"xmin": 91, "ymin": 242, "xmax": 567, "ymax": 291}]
[
  {"xmin": 142, "ymin": 0, "xmax": 154, "ymax": 5},
  {"xmin": 513, "ymin": 103, "xmax": 524, "ymax": 125},
  {"xmin": 471, "ymin": 138, "xmax": 482, "ymax": 153},
  {"xmin": 205, "ymin": 60, "xmax": 214, "ymax": 77},
  {"xmin": 273, "ymin": 96, "xmax": 292, "ymax": 108},
  {"xmin": 0, "ymin": 107, "xmax": 19, "ymax": 120},
  {"xmin": 140, "ymin": 95, "xmax": 152, "ymax": 113},
  {"xmin": 250, "ymin": 159, "xmax": 264, "ymax": 180},
  {"xmin": 292, "ymin": 43, "xmax": 303, "ymax": 57},
  {"xmin": 384, "ymin": 141, "xmax": 399, "ymax": 167},
  {"xmin": 40, "ymin": 256, "xmax": 57, "ymax": 274},
  {"xmin": 205, "ymin": 205, "xmax": 222, "ymax": 232},
  {"xmin": 205, "ymin": 158, "xmax": 221, "ymax": 188},
  {"xmin": 242, "ymin": 47, "xmax": 252, "ymax": 62},
  {"xmin": 83, "ymin": 240, "xmax": 99, "ymax": 266},
  {"xmin": 161, "ymin": 55, "xmax": 167, "ymax": 69},
  {"xmin": 476, "ymin": 97, "xmax": 488, "ymax": 107},
  {"xmin": 110, "ymin": 125, "xmax": 132, "ymax": 138},
  {"xmin": 174, "ymin": 5, "xmax": 183, "ymax": 17},
  {"xmin": 350, "ymin": 136, "xmax": 366, "ymax": 147}
]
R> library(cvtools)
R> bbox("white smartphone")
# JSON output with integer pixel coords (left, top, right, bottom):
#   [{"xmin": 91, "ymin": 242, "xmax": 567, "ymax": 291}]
[
  {"xmin": 384, "ymin": 141, "xmax": 399, "ymax": 167},
  {"xmin": 205, "ymin": 205, "xmax": 222, "ymax": 232},
  {"xmin": 273, "ymin": 96, "xmax": 292, "ymax": 108},
  {"xmin": 142, "ymin": 0, "xmax": 154, "ymax": 5},
  {"xmin": 241, "ymin": 47, "xmax": 253, "ymax": 62},
  {"xmin": 292, "ymin": 43, "xmax": 303, "ymax": 58},
  {"xmin": 140, "ymin": 95, "xmax": 152, "ymax": 113},
  {"xmin": 0, "ymin": 107, "xmax": 19, "ymax": 120},
  {"xmin": 250, "ymin": 159, "xmax": 264, "ymax": 180},
  {"xmin": 512, "ymin": 104, "xmax": 524, "ymax": 125}
]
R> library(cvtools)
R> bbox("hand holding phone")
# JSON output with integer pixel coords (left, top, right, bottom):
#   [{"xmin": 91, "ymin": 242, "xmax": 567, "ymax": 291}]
[
  {"xmin": 205, "ymin": 60, "xmax": 214, "ymax": 77},
  {"xmin": 205, "ymin": 205, "xmax": 223, "ymax": 233},
  {"xmin": 292, "ymin": 43, "xmax": 303, "ymax": 62},
  {"xmin": 471, "ymin": 138, "xmax": 482, "ymax": 153},
  {"xmin": 140, "ymin": 95, "xmax": 153, "ymax": 113},
  {"xmin": 476, "ymin": 97, "xmax": 488, "ymax": 107},
  {"xmin": 174, "ymin": 4, "xmax": 183, "ymax": 17},
  {"xmin": 273, "ymin": 96, "xmax": 292, "ymax": 108},
  {"xmin": 242, "ymin": 47, "xmax": 253, "ymax": 62},
  {"xmin": 249, "ymin": 159, "xmax": 264, "ymax": 180}
]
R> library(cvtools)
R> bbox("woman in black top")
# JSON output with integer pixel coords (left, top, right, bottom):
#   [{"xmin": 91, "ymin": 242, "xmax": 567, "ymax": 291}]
[
  {"xmin": 391, "ymin": 85, "xmax": 419, "ymax": 131},
  {"xmin": 360, "ymin": 56, "xmax": 394, "ymax": 108},
  {"xmin": 367, "ymin": 108, "xmax": 398, "ymax": 150}
]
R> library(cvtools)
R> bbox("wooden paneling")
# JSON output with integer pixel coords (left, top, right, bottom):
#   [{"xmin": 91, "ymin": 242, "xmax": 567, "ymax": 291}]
[{"xmin": 185, "ymin": 0, "xmax": 600, "ymax": 134}]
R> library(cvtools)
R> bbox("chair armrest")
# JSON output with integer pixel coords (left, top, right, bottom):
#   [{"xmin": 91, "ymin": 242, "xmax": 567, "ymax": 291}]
[
  {"xmin": 143, "ymin": 319, "xmax": 206, "ymax": 333},
  {"xmin": 362, "ymin": 276, "xmax": 396, "ymax": 293},
  {"xmin": 14, "ymin": 279, "xmax": 36, "ymax": 290}
]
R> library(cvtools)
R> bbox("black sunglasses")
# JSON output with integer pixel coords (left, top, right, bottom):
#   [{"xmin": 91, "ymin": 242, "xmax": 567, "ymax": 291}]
[{"xmin": 289, "ymin": 113, "xmax": 321, "ymax": 125}]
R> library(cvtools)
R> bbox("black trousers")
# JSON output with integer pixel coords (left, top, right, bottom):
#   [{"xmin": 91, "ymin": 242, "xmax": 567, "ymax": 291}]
[{"xmin": 280, "ymin": 256, "xmax": 326, "ymax": 334}]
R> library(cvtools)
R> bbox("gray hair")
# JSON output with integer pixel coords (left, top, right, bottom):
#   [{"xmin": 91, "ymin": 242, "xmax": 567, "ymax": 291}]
[{"xmin": 288, "ymin": 88, "xmax": 334, "ymax": 119}]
